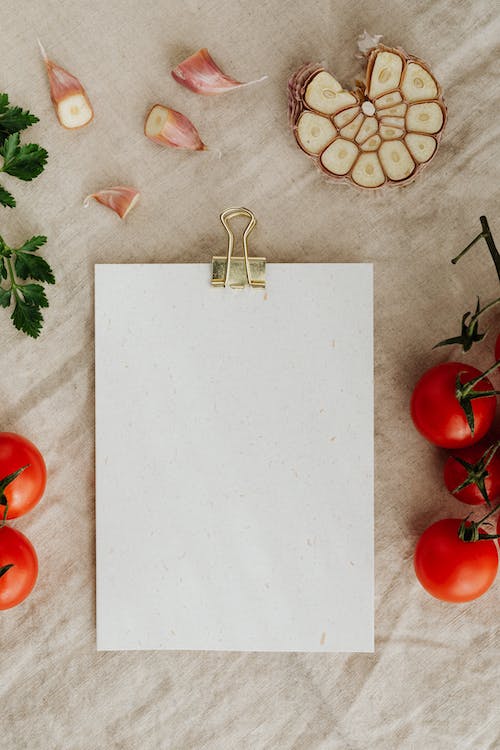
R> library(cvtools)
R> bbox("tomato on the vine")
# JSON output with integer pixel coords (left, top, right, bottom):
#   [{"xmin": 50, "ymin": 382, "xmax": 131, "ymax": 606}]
[
  {"xmin": 0, "ymin": 526, "xmax": 38, "ymax": 609},
  {"xmin": 414, "ymin": 518, "xmax": 498, "ymax": 602},
  {"xmin": 0, "ymin": 433, "xmax": 46, "ymax": 519},
  {"xmin": 443, "ymin": 440, "xmax": 500, "ymax": 505},
  {"xmin": 411, "ymin": 362, "xmax": 497, "ymax": 449}
]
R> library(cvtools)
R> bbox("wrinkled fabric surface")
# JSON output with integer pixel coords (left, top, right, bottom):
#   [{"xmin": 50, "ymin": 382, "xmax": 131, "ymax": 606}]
[{"xmin": 1, "ymin": 1, "xmax": 499, "ymax": 748}]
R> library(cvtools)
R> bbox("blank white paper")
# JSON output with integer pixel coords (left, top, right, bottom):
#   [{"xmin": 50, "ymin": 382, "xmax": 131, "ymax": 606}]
[{"xmin": 95, "ymin": 263, "xmax": 373, "ymax": 652}]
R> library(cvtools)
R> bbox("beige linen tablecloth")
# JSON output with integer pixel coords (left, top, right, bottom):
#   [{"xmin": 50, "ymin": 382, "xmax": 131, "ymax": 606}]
[{"xmin": 1, "ymin": 1, "xmax": 499, "ymax": 748}]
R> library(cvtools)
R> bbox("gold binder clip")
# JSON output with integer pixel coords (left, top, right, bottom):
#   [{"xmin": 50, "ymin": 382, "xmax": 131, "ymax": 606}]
[{"xmin": 212, "ymin": 207, "xmax": 266, "ymax": 288}]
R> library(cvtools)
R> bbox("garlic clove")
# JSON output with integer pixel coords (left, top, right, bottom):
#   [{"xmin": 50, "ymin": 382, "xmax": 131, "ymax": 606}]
[
  {"xmin": 351, "ymin": 153, "xmax": 385, "ymax": 187},
  {"xmin": 38, "ymin": 40, "xmax": 93, "ymax": 129},
  {"xmin": 84, "ymin": 186, "xmax": 140, "ymax": 219},
  {"xmin": 406, "ymin": 102, "xmax": 444, "ymax": 133},
  {"xmin": 379, "ymin": 125, "xmax": 404, "ymax": 140},
  {"xmin": 296, "ymin": 112, "xmax": 336, "ymax": 154},
  {"xmin": 171, "ymin": 48, "xmax": 267, "ymax": 95},
  {"xmin": 339, "ymin": 112, "xmax": 364, "ymax": 139},
  {"xmin": 375, "ymin": 92, "xmax": 403, "ymax": 109},
  {"xmin": 333, "ymin": 106, "xmax": 360, "ymax": 128},
  {"xmin": 405, "ymin": 133, "xmax": 437, "ymax": 163},
  {"xmin": 368, "ymin": 51, "xmax": 403, "ymax": 98},
  {"xmin": 305, "ymin": 71, "xmax": 358, "ymax": 114},
  {"xmin": 360, "ymin": 135, "xmax": 381, "ymax": 151},
  {"xmin": 401, "ymin": 62, "xmax": 438, "ymax": 102},
  {"xmin": 321, "ymin": 138, "xmax": 358, "ymax": 175},
  {"xmin": 379, "ymin": 116, "xmax": 405, "ymax": 129},
  {"xmin": 355, "ymin": 116, "xmax": 378, "ymax": 144},
  {"xmin": 378, "ymin": 103, "xmax": 407, "ymax": 117},
  {"xmin": 379, "ymin": 141, "xmax": 415, "ymax": 181},
  {"xmin": 144, "ymin": 104, "xmax": 206, "ymax": 150}
]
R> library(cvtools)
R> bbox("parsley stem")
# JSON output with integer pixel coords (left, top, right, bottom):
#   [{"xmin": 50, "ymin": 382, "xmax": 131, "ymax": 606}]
[{"xmin": 5, "ymin": 254, "xmax": 17, "ymax": 294}]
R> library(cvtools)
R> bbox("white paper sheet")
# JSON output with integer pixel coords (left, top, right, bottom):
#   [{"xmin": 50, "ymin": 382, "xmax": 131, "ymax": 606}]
[{"xmin": 95, "ymin": 264, "xmax": 373, "ymax": 652}]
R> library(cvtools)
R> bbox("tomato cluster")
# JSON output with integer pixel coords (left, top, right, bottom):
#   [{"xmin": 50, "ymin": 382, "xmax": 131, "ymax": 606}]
[
  {"xmin": 0, "ymin": 433, "xmax": 46, "ymax": 610},
  {"xmin": 410, "ymin": 341, "xmax": 500, "ymax": 603}
]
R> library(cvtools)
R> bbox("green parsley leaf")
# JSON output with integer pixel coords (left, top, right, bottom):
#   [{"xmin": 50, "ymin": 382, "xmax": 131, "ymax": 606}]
[
  {"xmin": 0, "ymin": 286, "xmax": 11, "ymax": 307},
  {"xmin": 11, "ymin": 297, "xmax": 44, "ymax": 338},
  {"xmin": 20, "ymin": 283, "xmax": 48, "ymax": 308},
  {"xmin": 14, "ymin": 251, "xmax": 55, "ymax": 284},
  {"xmin": 0, "ymin": 184, "xmax": 16, "ymax": 208},
  {"xmin": 0, "ymin": 105, "xmax": 39, "ymax": 143},
  {"xmin": 0, "ymin": 258, "xmax": 6, "ymax": 279},
  {"xmin": 16, "ymin": 235, "xmax": 47, "ymax": 253},
  {"xmin": 1, "ymin": 139, "xmax": 48, "ymax": 181}
]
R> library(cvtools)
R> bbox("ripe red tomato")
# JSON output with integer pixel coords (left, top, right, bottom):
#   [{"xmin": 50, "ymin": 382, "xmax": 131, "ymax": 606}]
[
  {"xmin": 443, "ymin": 440, "xmax": 500, "ymax": 505},
  {"xmin": 410, "ymin": 362, "xmax": 497, "ymax": 448},
  {"xmin": 414, "ymin": 518, "xmax": 498, "ymax": 602},
  {"xmin": 0, "ymin": 526, "xmax": 38, "ymax": 609},
  {"xmin": 0, "ymin": 432, "xmax": 46, "ymax": 519}
]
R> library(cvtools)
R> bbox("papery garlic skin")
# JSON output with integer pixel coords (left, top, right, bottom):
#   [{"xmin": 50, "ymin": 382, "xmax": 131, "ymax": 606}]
[
  {"xmin": 144, "ymin": 105, "xmax": 206, "ymax": 150},
  {"xmin": 172, "ymin": 48, "xmax": 266, "ymax": 95},
  {"xmin": 84, "ymin": 187, "xmax": 140, "ymax": 219},
  {"xmin": 289, "ymin": 43, "xmax": 446, "ymax": 189},
  {"xmin": 38, "ymin": 41, "xmax": 93, "ymax": 129}
]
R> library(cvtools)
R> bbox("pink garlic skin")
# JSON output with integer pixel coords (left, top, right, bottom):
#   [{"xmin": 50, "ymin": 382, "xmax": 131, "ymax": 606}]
[
  {"xmin": 84, "ymin": 187, "xmax": 140, "ymax": 219},
  {"xmin": 172, "ymin": 48, "xmax": 266, "ymax": 95},
  {"xmin": 144, "ymin": 105, "xmax": 206, "ymax": 150}
]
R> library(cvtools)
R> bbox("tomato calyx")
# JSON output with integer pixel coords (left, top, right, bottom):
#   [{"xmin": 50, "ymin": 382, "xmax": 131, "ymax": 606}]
[
  {"xmin": 0, "ymin": 563, "xmax": 14, "ymax": 579},
  {"xmin": 434, "ymin": 296, "xmax": 500, "ymax": 353},
  {"xmin": 450, "ymin": 440, "xmax": 500, "ymax": 506},
  {"xmin": 458, "ymin": 502, "xmax": 500, "ymax": 542},
  {"xmin": 0, "ymin": 464, "xmax": 29, "ymax": 526},
  {"xmin": 454, "ymin": 359, "xmax": 500, "ymax": 435},
  {"xmin": 452, "ymin": 216, "xmax": 500, "ymax": 283}
]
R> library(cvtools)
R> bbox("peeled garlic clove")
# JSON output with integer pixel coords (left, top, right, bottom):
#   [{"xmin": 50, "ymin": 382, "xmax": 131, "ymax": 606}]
[
  {"xmin": 360, "ymin": 135, "xmax": 381, "ymax": 151},
  {"xmin": 375, "ymin": 92, "xmax": 402, "ymax": 109},
  {"xmin": 355, "ymin": 116, "xmax": 378, "ymax": 144},
  {"xmin": 171, "ymin": 48, "xmax": 266, "ymax": 96},
  {"xmin": 401, "ymin": 62, "xmax": 438, "ymax": 102},
  {"xmin": 305, "ymin": 71, "xmax": 358, "ymax": 115},
  {"xmin": 368, "ymin": 50, "xmax": 403, "ymax": 98},
  {"xmin": 407, "ymin": 102, "xmax": 444, "ymax": 134},
  {"xmin": 351, "ymin": 153, "xmax": 385, "ymax": 187},
  {"xmin": 339, "ymin": 112, "xmax": 364, "ymax": 139},
  {"xmin": 405, "ymin": 133, "xmax": 437, "ymax": 163},
  {"xmin": 84, "ymin": 186, "xmax": 140, "ymax": 219},
  {"xmin": 333, "ymin": 106, "xmax": 360, "ymax": 128},
  {"xmin": 144, "ymin": 105, "xmax": 206, "ymax": 150},
  {"xmin": 296, "ymin": 112, "xmax": 336, "ymax": 154},
  {"xmin": 321, "ymin": 139, "xmax": 358, "ymax": 175},
  {"xmin": 379, "ymin": 125, "xmax": 404, "ymax": 140},
  {"xmin": 38, "ymin": 40, "xmax": 93, "ymax": 129},
  {"xmin": 379, "ymin": 141, "xmax": 415, "ymax": 181}
]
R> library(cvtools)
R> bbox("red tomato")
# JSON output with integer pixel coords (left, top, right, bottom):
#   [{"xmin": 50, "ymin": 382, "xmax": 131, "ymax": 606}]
[
  {"xmin": 411, "ymin": 362, "xmax": 497, "ymax": 448},
  {"xmin": 0, "ymin": 433, "xmax": 46, "ymax": 519},
  {"xmin": 414, "ymin": 518, "xmax": 498, "ymax": 602},
  {"xmin": 0, "ymin": 526, "xmax": 38, "ymax": 609},
  {"xmin": 443, "ymin": 440, "xmax": 500, "ymax": 505},
  {"xmin": 496, "ymin": 333, "xmax": 500, "ymax": 362}
]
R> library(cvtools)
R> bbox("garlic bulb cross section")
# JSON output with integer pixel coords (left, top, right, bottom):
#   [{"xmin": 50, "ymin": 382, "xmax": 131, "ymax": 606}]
[{"xmin": 288, "ymin": 43, "xmax": 446, "ymax": 188}]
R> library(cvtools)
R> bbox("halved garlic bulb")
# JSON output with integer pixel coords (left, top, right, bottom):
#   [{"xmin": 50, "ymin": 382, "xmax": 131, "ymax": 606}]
[{"xmin": 288, "ymin": 43, "xmax": 446, "ymax": 188}]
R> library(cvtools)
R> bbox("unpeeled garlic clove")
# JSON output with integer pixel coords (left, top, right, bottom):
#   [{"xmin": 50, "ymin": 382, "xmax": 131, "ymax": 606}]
[
  {"xmin": 84, "ymin": 186, "xmax": 140, "ymax": 219},
  {"xmin": 144, "ymin": 105, "xmax": 206, "ymax": 150},
  {"xmin": 171, "ymin": 48, "xmax": 267, "ymax": 95},
  {"xmin": 38, "ymin": 40, "xmax": 93, "ymax": 129}
]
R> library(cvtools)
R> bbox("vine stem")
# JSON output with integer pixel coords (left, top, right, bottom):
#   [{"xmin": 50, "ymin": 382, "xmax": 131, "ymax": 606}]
[{"xmin": 451, "ymin": 216, "xmax": 500, "ymax": 283}]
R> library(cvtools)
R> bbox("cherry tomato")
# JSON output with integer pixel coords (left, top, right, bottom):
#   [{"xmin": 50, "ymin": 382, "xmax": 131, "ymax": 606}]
[
  {"xmin": 443, "ymin": 440, "xmax": 500, "ymax": 505},
  {"xmin": 414, "ymin": 518, "xmax": 498, "ymax": 602},
  {"xmin": 0, "ymin": 433, "xmax": 46, "ymax": 519},
  {"xmin": 411, "ymin": 362, "xmax": 496, "ymax": 449},
  {"xmin": 0, "ymin": 526, "xmax": 38, "ymax": 609}
]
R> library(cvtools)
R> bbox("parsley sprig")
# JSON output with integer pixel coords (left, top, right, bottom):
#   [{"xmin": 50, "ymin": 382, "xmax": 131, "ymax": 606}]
[
  {"xmin": 0, "ymin": 234, "xmax": 54, "ymax": 338},
  {"xmin": 0, "ymin": 93, "xmax": 48, "ymax": 208}
]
